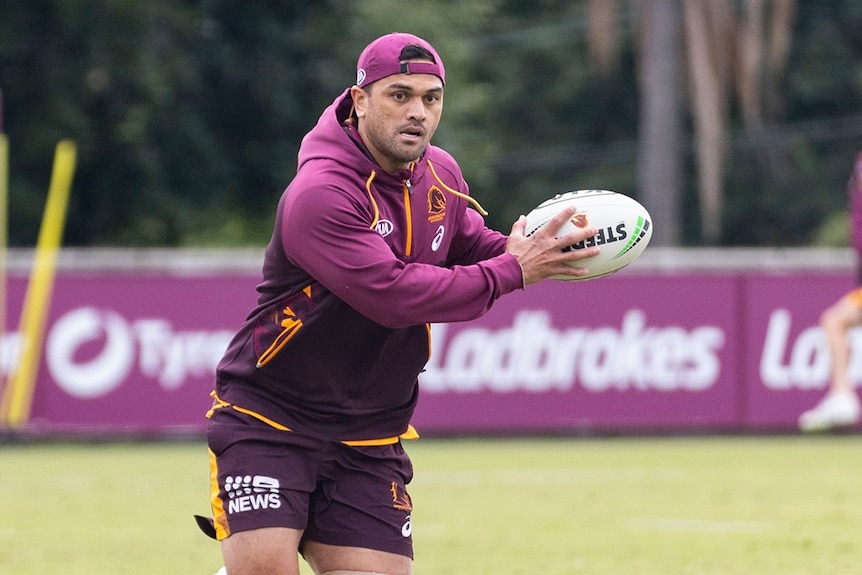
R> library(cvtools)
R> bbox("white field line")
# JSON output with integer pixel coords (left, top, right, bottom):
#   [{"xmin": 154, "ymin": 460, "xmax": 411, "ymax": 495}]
[
  {"xmin": 413, "ymin": 467, "xmax": 770, "ymax": 537},
  {"xmin": 414, "ymin": 466, "xmax": 688, "ymax": 486},
  {"xmin": 625, "ymin": 517, "xmax": 770, "ymax": 534}
]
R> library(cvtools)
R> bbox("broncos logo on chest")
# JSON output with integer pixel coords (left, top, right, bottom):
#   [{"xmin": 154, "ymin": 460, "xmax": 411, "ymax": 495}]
[{"xmin": 427, "ymin": 186, "xmax": 446, "ymax": 222}]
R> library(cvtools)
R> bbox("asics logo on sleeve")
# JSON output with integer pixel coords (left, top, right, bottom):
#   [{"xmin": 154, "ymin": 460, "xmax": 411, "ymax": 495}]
[{"xmin": 431, "ymin": 225, "xmax": 445, "ymax": 251}]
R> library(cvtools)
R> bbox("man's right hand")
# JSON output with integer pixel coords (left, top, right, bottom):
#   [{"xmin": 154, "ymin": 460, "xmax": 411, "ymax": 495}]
[{"xmin": 506, "ymin": 206, "xmax": 600, "ymax": 285}]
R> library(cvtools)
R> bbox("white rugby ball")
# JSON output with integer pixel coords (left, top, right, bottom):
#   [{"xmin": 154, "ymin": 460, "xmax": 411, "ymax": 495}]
[{"xmin": 524, "ymin": 189, "xmax": 652, "ymax": 281}]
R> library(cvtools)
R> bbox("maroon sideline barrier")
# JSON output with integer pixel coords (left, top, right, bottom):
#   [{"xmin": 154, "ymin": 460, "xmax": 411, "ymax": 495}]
[{"xmin": 0, "ymin": 248, "xmax": 856, "ymax": 435}]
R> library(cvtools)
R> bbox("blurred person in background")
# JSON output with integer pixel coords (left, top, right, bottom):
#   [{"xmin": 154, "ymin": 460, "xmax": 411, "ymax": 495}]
[{"xmin": 799, "ymin": 151, "xmax": 862, "ymax": 431}]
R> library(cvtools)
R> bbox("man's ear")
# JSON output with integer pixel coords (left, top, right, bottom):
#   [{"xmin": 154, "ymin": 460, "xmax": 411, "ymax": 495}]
[{"xmin": 351, "ymin": 86, "xmax": 368, "ymax": 119}]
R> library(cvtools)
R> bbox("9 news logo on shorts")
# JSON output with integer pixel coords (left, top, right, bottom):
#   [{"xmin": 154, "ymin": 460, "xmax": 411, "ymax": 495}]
[{"xmin": 224, "ymin": 475, "xmax": 282, "ymax": 515}]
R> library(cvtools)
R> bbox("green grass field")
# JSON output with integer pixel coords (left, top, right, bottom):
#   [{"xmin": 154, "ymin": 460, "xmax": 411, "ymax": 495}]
[{"xmin": 1, "ymin": 435, "xmax": 860, "ymax": 574}]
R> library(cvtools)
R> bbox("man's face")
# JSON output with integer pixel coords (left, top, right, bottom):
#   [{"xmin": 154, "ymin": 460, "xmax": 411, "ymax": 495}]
[{"xmin": 351, "ymin": 69, "xmax": 444, "ymax": 173}]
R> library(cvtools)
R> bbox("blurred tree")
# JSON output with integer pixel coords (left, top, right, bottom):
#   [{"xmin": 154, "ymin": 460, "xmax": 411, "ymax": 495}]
[
  {"xmin": 464, "ymin": 1, "xmax": 642, "ymax": 233},
  {"xmin": 0, "ymin": 0, "xmax": 861, "ymax": 248},
  {"xmin": 587, "ymin": 0, "xmax": 622, "ymax": 76},
  {"xmin": 0, "ymin": 0, "xmax": 353, "ymax": 246},
  {"xmin": 635, "ymin": 0, "xmax": 684, "ymax": 246},
  {"xmin": 681, "ymin": 0, "xmax": 798, "ymax": 245}
]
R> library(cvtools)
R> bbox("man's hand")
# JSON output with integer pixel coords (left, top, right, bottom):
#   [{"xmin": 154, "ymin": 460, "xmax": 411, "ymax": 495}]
[{"xmin": 506, "ymin": 206, "xmax": 600, "ymax": 285}]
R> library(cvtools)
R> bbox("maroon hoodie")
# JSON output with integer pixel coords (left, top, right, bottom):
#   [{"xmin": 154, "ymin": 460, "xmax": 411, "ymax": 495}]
[{"xmin": 213, "ymin": 89, "xmax": 524, "ymax": 440}]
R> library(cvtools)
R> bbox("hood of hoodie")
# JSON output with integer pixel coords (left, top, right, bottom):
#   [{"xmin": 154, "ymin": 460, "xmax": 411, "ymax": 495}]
[
  {"xmin": 296, "ymin": 88, "xmax": 425, "ymax": 190},
  {"xmin": 292, "ymin": 88, "xmax": 489, "ymax": 223}
]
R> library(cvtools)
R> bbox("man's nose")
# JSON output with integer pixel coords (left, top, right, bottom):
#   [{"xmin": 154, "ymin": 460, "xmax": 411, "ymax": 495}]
[{"xmin": 405, "ymin": 97, "xmax": 427, "ymax": 120}]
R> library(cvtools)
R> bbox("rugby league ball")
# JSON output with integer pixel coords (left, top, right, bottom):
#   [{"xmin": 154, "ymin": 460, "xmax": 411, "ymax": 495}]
[{"xmin": 524, "ymin": 189, "xmax": 652, "ymax": 281}]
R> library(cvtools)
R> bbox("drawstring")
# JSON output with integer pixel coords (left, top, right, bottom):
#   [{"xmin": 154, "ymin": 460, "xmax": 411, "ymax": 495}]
[
  {"xmin": 426, "ymin": 159, "xmax": 489, "ymax": 215},
  {"xmin": 364, "ymin": 160, "xmax": 489, "ymax": 232},
  {"xmin": 364, "ymin": 171, "xmax": 380, "ymax": 229}
]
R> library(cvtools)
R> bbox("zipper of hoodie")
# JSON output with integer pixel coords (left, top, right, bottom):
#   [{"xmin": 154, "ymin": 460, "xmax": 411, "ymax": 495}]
[
  {"xmin": 403, "ymin": 180, "xmax": 413, "ymax": 256},
  {"xmin": 403, "ymin": 164, "xmax": 416, "ymax": 256}
]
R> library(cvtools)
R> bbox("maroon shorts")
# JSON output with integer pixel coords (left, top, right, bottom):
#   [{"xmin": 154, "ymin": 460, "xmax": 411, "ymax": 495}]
[{"xmin": 205, "ymin": 407, "xmax": 415, "ymax": 558}]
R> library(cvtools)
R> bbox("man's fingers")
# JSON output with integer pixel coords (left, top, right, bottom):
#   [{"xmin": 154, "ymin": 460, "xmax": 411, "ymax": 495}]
[
  {"xmin": 545, "ymin": 207, "xmax": 601, "ymax": 259},
  {"xmin": 510, "ymin": 214, "xmax": 527, "ymax": 237},
  {"xmin": 535, "ymin": 206, "xmax": 577, "ymax": 239},
  {"xmin": 508, "ymin": 205, "xmax": 602, "ymax": 284},
  {"xmin": 556, "ymin": 227, "xmax": 600, "ymax": 258},
  {"xmin": 537, "ymin": 206, "xmax": 599, "ymax": 247}
]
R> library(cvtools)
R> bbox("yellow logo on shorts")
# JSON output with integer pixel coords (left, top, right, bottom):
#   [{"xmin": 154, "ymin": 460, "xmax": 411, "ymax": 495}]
[{"xmin": 390, "ymin": 481, "xmax": 413, "ymax": 512}]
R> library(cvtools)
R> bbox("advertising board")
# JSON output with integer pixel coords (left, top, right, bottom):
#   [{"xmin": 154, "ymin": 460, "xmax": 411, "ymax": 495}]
[{"xmin": 0, "ymin": 250, "xmax": 856, "ymax": 435}]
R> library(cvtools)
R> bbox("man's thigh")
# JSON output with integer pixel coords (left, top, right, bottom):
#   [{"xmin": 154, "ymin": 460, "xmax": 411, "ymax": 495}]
[
  {"xmin": 303, "ymin": 541, "xmax": 412, "ymax": 575},
  {"xmin": 222, "ymin": 527, "xmax": 304, "ymax": 575}
]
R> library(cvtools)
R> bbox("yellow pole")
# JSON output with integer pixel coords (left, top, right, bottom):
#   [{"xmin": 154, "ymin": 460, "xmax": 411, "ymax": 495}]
[
  {"xmin": 0, "ymin": 140, "xmax": 76, "ymax": 428},
  {"xmin": 0, "ymin": 134, "xmax": 7, "ymax": 416}
]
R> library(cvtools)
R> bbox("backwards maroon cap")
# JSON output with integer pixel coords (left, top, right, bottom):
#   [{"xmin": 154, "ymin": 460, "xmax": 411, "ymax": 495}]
[{"xmin": 355, "ymin": 32, "xmax": 445, "ymax": 88}]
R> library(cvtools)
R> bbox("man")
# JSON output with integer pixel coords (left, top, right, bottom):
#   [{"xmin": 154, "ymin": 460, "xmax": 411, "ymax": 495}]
[
  {"xmin": 798, "ymin": 151, "xmax": 862, "ymax": 431},
  {"xmin": 197, "ymin": 32, "xmax": 600, "ymax": 575}
]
